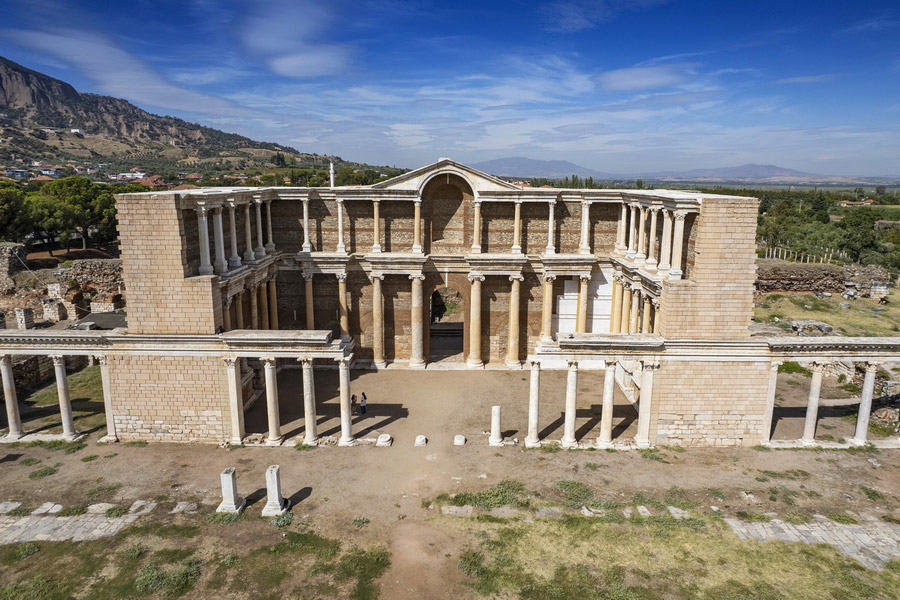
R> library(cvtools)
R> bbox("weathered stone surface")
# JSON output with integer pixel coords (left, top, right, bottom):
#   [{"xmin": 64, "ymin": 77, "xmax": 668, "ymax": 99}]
[
  {"xmin": 0, "ymin": 243, "xmax": 26, "ymax": 292},
  {"xmin": 414, "ymin": 435, "xmax": 427, "ymax": 447},
  {"xmin": 453, "ymin": 435, "xmax": 466, "ymax": 446},
  {"xmin": 375, "ymin": 433, "xmax": 393, "ymax": 447},
  {"xmin": 441, "ymin": 505, "xmax": 473, "ymax": 516}
]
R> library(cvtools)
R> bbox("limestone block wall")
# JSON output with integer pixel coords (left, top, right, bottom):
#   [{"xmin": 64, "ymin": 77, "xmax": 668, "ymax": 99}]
[
  {"xmin": 106, "ymin": 355, "xmax": 229, "ymax": 443},
  {"xmin": 658, "ymin": 197, "xmax": 758, "ymax": 340},
  {"xmin": 650, "ymin": 360, "xmax": 769, "ymax": 446}
]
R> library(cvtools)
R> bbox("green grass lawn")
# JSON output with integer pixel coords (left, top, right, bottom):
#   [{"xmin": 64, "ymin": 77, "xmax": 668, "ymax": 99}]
[
  {"xmin": 19, "ymin": 365, "xmax": 107, "ymax": 435},
  {"xmin": 754, "ymin": 291, "xmax": 900, "ymax": 337}
]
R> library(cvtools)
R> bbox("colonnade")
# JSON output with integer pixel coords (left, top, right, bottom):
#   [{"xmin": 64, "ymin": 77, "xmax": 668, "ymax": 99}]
[
  {"xmin": 196, "ymin": 198, "xmax": 276, "ymax": 277},
  {"xmin": 614, "ymin": 203, "xmax": 687, "ymax": 279},
  {"xmin": 608, "ymin": 272, "xmax": 659, "ymax": 334},
  {"xmin": 222, "ymin": 277, "xmax": 279, "ymax": 333}
]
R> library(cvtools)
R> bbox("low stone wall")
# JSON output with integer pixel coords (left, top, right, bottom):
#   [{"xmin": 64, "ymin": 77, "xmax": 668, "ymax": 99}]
[
  {"xmin": 69, "ymin": 259, "xmax": 123, "ymax": 289},
  {"xmin": 0, "ymin": 243, "xmax": 27, "ymax": 293},
  {"xmin": 756, "ymin": 260, "xmax": 893, "ymax": 297}
]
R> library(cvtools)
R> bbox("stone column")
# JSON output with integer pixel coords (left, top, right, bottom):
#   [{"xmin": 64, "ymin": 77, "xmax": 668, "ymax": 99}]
[
  {"xmin": 224, "ymin": 357, "xmax": 244, "ymax": 445},
  {"xmin": 615, "ymin": 203, "xmax": 628, "ymax": 255},
  {"xmin": 196, "ymin": 207, "xmax": 214, "ymax": 275},
  {"xmin": 412, "ymin": 200, "xmax": 422, "ymax": 253},
  {"xmin": 264, "ymin": 199, "xmax": 276, "ymax": 253},
  {"xmin": 336, "ymin": 199, "xmax": 347, "ymax": 253},
  {"xmin": 620, "ymin": 283, "xmax": 632, "ymax": 334},
  {"xmin": 1, "ymin": 355, "xmax": 23, "ymax": 440},
  {"xmin": 304, "ymin": 273, "xmax": 315, "ymax": 329},
  {"xmin": 626, "ymin": 204, "xmax": 638, "ymax": 258},
  {"xmin": 249, "ymin": 286, "xmax": 259, "ymax": 329},
  {"xmin": 268, "ymin": 279, "xmax": 278, "ymax": 330},
  {"xmin": 598, "ymin": 359, "xmax": 616, "ymax": 447},
  {"xmin": 372, "ymin": 200, "xmax": 382, "ymax": 253},
  {"xmin": 658, "ymin": 209, "xmax": 673, "ymax": 272},
  {"xmin": 579, "ymin": 201, "xmax": 591, "ymax": 254},
  {"xmin": 669, "ymin": 210, "xmax": 687, "ymax": 279},
  {"xmin": 802, "ymin": 362, "xmax": 825, "ymax": 445},
  {"xmin": 610, "ymin": 274, "xmax": 622, "ymax": 333},
  {"xmin": 576, "ymin": 275, "xmax": 589, "ymax": 333},
  {"xmin": 410, "ymin": 274, "xmax": 426, "ymax": 368},
  {"xmin": 261, "ymin": 465, "xmax": 289, "ymax": 516},
  {"xmin": 541, "ymin": 273, "xmax": 555, "ymax": 338},
  {"xmin": 337, "ymin": 273, "xmax": 349, "ymax": 338},
  {"xmin": 545, "ymin": 201, "xmax": 556, "ymax": 254},
  {"xmin": 212, "ymin": 207, "xmax": 228, "ymax": 274},
  {"xmin": 254, "ymin": 199, "xmax": 266, "ymax": 259},
  {"xmin": 235, "ymin": 290, "xmax": 245, "ymax": 329},
  {"xmin": 851, "ymin": 362, "xmax": 879, "ymax": 446},
  {"xmin": 243, "ymin": 203, "xmax": 256, "ymax": 262},
  {"xmin": 489, "ymin": 405, "xmax": 503, "ymax": 446},
  {"xmin": 338, "ymin": 357, "xmax": 354, "ymax": 446},
  {"xmin": 635, "ymin": 206, "xmax": 648, "ymax": 261},
  {"xmin": 635, "ymin": 361, "xmax": 658, "ymax": 448},
  {"xmin": 302, "ymin": 198, "xmax": 312, "ymax": 252},
  {"xmin": 506, "ymin": 275, "xmax": 523, "ymax": 367},
  {"xmin": 471, "ymin": 201, "xmax": 482, "ymax": 253},
  {"xmin": 525, "ymin": 360, "xmax": 541, "ymax": 447},
  {"xmin": 629, "ymin": 286, "xmax": 641, "ymax": 334},
  {"xmin": 512, "ymin": 201, "xmax": 523, "ymax": 253},
  {"xmin": 227, "ymin": 203, "xmax": 242, "ymax": 269},
  {"xmin": 300, "ymin": 358, "xmax": 318, "ymax": 445},
  {"xmin": 761, "ymin": 360, "xmax": 782, "ymax": 444},
  {"xmin": 561, "ymin": 360, "xmax": 579, "ymax": 448},
  {"xmin": 641, "ymin": 296, "xmax": 652, "ymax": 333},
  {"xmin": 371, "ymin": 275, "xmax": 385, "ymax": 368},
  {"xmin": 467, "ymin": 273, "xmax": 485, "ymax": 367},
  {"xmin": 222, "ymin": 298, "xmax": 232, "ymax": 331},
  {"xmin": 263, "ymin": 358, "xmax": 282, "ymax": 445},
  {"xmin": 652, "ymin": 298, "xmax": 661, "ymax": 334},
  {"xmin": 52, "ymin": 355, "xmax": 77, "ymax": 440},
  {"xmin": 259, "ymin": 283, "xmax": 270, "ymax": 330},
  {"xmin": 645, "ymin": 207, "xmax": 659, "ymax": 271}
]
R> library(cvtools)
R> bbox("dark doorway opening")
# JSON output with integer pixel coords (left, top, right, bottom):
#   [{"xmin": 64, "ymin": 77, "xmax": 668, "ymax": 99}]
[{"xmin": 430, "ymin": 289, "xmax": 464, "ymax": 362}]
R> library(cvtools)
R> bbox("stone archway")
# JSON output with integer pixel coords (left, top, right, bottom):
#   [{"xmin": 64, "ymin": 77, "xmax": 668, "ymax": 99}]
[{"xmin": 421, "ymin": 173, "xmax": 474, "ymax": 255}]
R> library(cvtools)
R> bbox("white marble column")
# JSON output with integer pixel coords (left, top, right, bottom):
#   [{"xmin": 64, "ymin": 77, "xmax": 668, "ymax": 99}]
[
  {"xmin": 301, "ymin": 198, "xmax": 312, "ymax": 252},
  {"xmin": 212, "ymin": 207, "xmax": 228, "ymax": 274},
  {"xmin": 761, "ymin": 360, "xmax": 782, "ymax": 444},
  {"xmin": 506, "ymin": 275, "xmax": 523, "ymax": 368},
  {"xmin": 97, "ymin": 355, "xmax": 117, "ymax": 443},
  {"xmin": 851, "ymin": 363, "xmax": 879, "ymax": 446},
  {"xmin": 336, "ymin": 199, "xmax": 347, "ymax": 253},
  {"xmin": 545, "ymin": 201, "xmax": 556, "ymax": 254},
  {"xmin": 635, "ymin": 361, "xmax": 658, "ymax": 448},
  {"xmin": 410, "ymin": 274, "xmax": 426, "ymax": 368},
  {"xmin": 264, "ymin": 199, "xmax": 276, "ymax": 253},
  {"xmin": 579, "ymin": 201, "xmax": 591, "ymax": 254},
  {"xmin": 489, "ymin": 405, "xmax": 503, "ymax": 446},
  {"xmin": 471, "ymin": 201, "xmax": 482, "ymax": 253},
  {"xmin": 196, "ymin": 207, "xmax": 214, "ymax": 275},
  {"xmin": 371, "ymin": 275, "xmax": 385, "ymax": 368},
  {"xmin": 658, "ymin": 209, "xmax": 673, "ymax": 273},
  {"xmin": 615, "ymin": 203, "xmax": 628, "ymax": 255},
  {"xmin": 635, "ymin": 206, "xmax": 648, "ymax": 261},
  {"xmin": 512, "ymin": 201, "xmax": 522, "ymax": 253},
  {"xmin": 598, "ymin": 359, "xmax": 616, "ymax": 447},
  {"xmin": 576, "ymin": 275, "xmax": 589, "ymax": 333},
  {"xmin": 51, "ymin": 355, "xmax": 77, "ymax": 440},
  {"xmin": 626, "ymin": 204, "xmax": 638, "ymax": 258},
  {"xmin": 227, "ymin": 203, "xmax": 242, "ymax": 269},
  {"xmin": 467, "ymin": 273, "xmax": 485, "ymax": 368},
  {"xmin": 337, "ymin": 272, "xmax": 349, "ymax": 338},
  {"xmin": 645, "ymin": 207, "xmax": 659, "ymax": 271},
  {"xmin": 801, "ymin": 362, "xmax": 825, "ymax": 445},
  {"xmin": 1, "ymin": 355, "xmax": 23, "ymax": 440},
  {"xmin": 525, "ymin": 360, "xmax": 541, "ymax": 447},
  {"xmin": 300, "ymin": 358, "xmax": 318, "ymax": 445},
  {"xmin": 561, "ymin": 360, "xmax": 579, "ymax": 448},
  {"xmin": 541, "ymin": 273, "xmax": 556, "ymax": 338},
  {"xmin": 243, "ymin": 203, "xmax": 256, "ymax": 262},
  {"xmin": 263, "ymin": 358, "xmax": 282, "ymax": 445},
  {"xmin": 669, "ymin": 210, "xmax": 687, "ymax": 279},
  {"xmin": 372, "ymin": 200, "xmax": 382, "ymax": 253},
  {"xmin": 254, "ymin": 199, "xmax": 266, "ymax": 259},
  {"xmin": 412, "ymin": 200, "xmax": 422, "ymax": 253},
  {"xmin": 224, "ymin": 357, "xmax": 244, "ymax": 445},
  {"xmin": 338, "ymin": 357, "xmax": 354, "ymax": 446}
]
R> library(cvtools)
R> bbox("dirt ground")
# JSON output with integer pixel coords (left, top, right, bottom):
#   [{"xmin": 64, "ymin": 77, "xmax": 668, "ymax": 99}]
[{"xmin": 2, "ymin": 368, "xmax": 900, "ymax": 598}]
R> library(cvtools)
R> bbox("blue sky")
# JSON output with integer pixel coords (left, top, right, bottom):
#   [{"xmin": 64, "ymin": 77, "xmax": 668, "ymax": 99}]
[{"xmin": 1, "ymin": 0, "xmax": 899, "ymax": 175}]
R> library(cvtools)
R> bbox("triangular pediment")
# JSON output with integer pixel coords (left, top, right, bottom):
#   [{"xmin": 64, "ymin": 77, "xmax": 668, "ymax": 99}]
[{"xmin": 371, "ymin": 158, "xmax": 521, "ymax": 193}]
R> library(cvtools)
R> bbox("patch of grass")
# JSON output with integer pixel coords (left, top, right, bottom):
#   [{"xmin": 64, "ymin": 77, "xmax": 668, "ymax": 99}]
[
  {"xmin": 134, "ymin": 558, "xmax": 201, "ymax": 597},
  {"xmin": 29, "ymin": 465, "xmax": 59, "ymax": 479},
  {"xmin": 828, "ymin": 513, "xmax": 858, "ymax": 525},
  {"xmin": 80, "ymin": 454, "xmax": 99, "ymax": 463},
  {"xmin": 665, "ymin": 486, "xmax": 696, "ymax": 510},
  {"xmin": 868, "ymin": 421, "xmax": 897, "ymax": 438},
  {"xmin": 333, "ymin": 545, "xmax": 391, "ymax": 600},
  {"xmin": 105, "ymin": 506, "xmax": 128, "ymax": 518},
  {"xmin": 102, "ymin": 453, "xmax": 118, "ymax": 459},
  {"xmin": 631, "ymin": 492, "xmax": 666, "ymax": 511},
  {"xmin": 86, "ymin": 484, "xmax": 121, "ymax": 499},
  {"xmin": 882, "ymin": 515, "xmax": 900, "ymax": 524},
  {"xmin": 6, "ymin": 506, "xmax": 31, "ymax": 517},
  {"xmin": 450, "ymin": 480, "xmax": 530, "ymax": 509},
  {"xmin": 769, "ymin": 486, "xmax": 801, "ymax": 505},
  {"xmin": 751, "ymin": 444, "xmax": 772, "ymax": 452},
  {"xmin": 584, "ymin": 462, "xmax": 599, "ymax": 471},
  {"xmin": 221, "ymin": 554, "xmax": 238, "ymax": 567},
  {"xmin": 123, "ymin": 440, "xmax": 148, "ymax": 448},
  {"xmin": 295, "ymin": 443, "xmax": 317, "ymax": 451},
  {"xmin": 779, "ymin": 361, "xmax": 812, "ymax": 376},
  {"xmin": 637, "ymin": 448, "xmax": 669, "ymax": 463},
  {"xmin": 538, "ymin": 444, "xmax": 561, "ymax": 453},
  {"xmin": 784, "ymin": 510, "xmax": 813, "ymax": 524},
  {"xmin": 0, "ymin": 575, "xmax": 65, "ymax": 599},
  {"xmin": 12, "ymin": 542, "xmax": 40, "ymax": 561},
  {"xmin": 708, "ymin": 489, "xmax": 726, "ymax": 501},
  {"xmin": 57, "ymin": 505, "xmax": 86, "ymax": 517},
  {"xmin": 206, "ymin": 511, "xmax": 243, "ymax": 525},
  {"xmin": 19, "ymin": 457, "xmax": 41, "ymax": 466},
  {"xmin": 459, "ymin": 549, "xmax": 485, "ymax": 577},
  {"xmin": 352, "ymin": 517, "xmax": 370, "ymax": 529},
  {"xmin": 736, "ymin": 511, "xmax": 771, "ymax": 523},
  {"xmin": 759, "ymin": 469, "xmax": 810, "ymax": 481},
  {"xmin": 22, "ymin": 439, "xmax": 86, "ymax": 454},
  {"xmin": 121, "ymin": 544, "xmax": 149, "ymax": 560},
  {"xmin": 271, "ymin": 512, "xmax": 293, "ymax": 527},
  {"xmin": 556, "ymin": 480, "xmax": 594, "ymax": 508},
  {"xmin": 861, "ymin": 486, "xmax": 885, "ymax": 501},
  {"xmin": 840, "ymin": 383, "xmax": 862, "ymax": 395}
]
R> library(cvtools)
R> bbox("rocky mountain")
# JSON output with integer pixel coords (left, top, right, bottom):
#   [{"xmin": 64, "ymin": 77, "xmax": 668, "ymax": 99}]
[
  {"xmin": 471, "ymin": 157, "xmax": 617, "ymax": 179},
  {"xmin": 642, "ymin": 164, "xmax": 817, "ymax": 180}
]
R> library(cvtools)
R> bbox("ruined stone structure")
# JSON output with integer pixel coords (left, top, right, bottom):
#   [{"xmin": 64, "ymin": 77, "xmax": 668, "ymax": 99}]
[{"xmin": 1, "ymin": 159, "xmax": 898, "ymax": 448}]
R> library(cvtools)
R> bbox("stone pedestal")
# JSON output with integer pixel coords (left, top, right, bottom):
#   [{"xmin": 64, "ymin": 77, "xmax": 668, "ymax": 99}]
[
  {"xmin": 261, "ymin": 465, "xmax": 290, "ymax": 517},
  {"xmin": 15, "ymin": 308, "xmax": 34, "ymax": 330},
  {"xmin": 489, "ymin": 405, "xmax": 503, "ymax": 446},
  {"xmin": 216, "ymin": 467, "xmax": 246, "ymax": 514}
]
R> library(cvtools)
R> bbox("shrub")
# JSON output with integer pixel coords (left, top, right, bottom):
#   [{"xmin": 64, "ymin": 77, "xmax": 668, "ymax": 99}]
[
  {"xmin": 206, "ymin": 511, "xmax": 242, "ymax": 524},
  {"xmin": 779, "ymin": 361, "xmax": 812, "ymax": 376},
  {"xmin": 352, "ymin": 517, "xmax": 370, "ymax": 529},
  {"xmin": 271, "ymin": 512, "xmax": 293, "ymax": 528}
]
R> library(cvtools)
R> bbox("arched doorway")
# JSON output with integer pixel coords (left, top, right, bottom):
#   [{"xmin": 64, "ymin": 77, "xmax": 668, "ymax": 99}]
[
  {"xmin": 429, "ymin": 287, "xmax": 464, "ymax": 362},
  {"xmin": 422, "ymin": 173, "xmax": 474, "ymax": 255}
]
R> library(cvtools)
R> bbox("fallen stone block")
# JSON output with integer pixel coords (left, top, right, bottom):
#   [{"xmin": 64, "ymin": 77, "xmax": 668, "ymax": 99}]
[
  {"xmin": 0, "ymin": 501, "xmax": 22, "ymax": 514},
  {"xmin": 441, "ymin": 505, "xmax": 473, "ymax": 517},
  {"xmin": 453, "ymin": 435, "xmax": 466, "ymax": 446},
  {"xmin": 667, "ymin": 506, "xmax": 690, "ymax": 519},
  {"xmin": 637, "ymin": 506, "xmax": 651, "ymax": 517},
  {"xmin": 375, "ymin": 433, "xmax": 392, "ymax": 447},
  {"xmin": 414, "ymin": 435, "xmax": 427, "ymax": 447},
  {"xmin": 170, "ymin": 501, "xmax": 198, "ymax": 514},
  {"xmin": 87, "ymin": 503, "xmax": 116, "ymax": 514}
]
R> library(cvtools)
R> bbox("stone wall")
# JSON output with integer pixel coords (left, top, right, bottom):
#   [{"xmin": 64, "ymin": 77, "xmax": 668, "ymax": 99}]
[
  {"xmin": 10, "ymin": 355, "xmax": 89, "ymax": 394},
  {"xmin": 0, "ymin": 243, "xmax": 26, "ymax": 292},
  {"xmin": 755, "ymin": 261, "xmax": 893, "ymax": 297},
  {"xmin": 106, "ymin": 355, "xmax": 229, "ymax": 443}
]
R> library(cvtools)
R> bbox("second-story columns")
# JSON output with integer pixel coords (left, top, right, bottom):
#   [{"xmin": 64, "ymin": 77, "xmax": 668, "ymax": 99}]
[
  {"xmin": 658, "ymin": 209, "xmax": 673, "ymax": 273},
  {"xmin": 579, "ymin": 201, "xmax": 591, "ymax": 254},
  {"xmin": 635, "ymin": 206, "xmax": 648, "ymax": 261},
  {"xmin": 506, "ymin": 275, "xmax": 523, "ymax": 367},
  {"xmin": 629, "ymin": 284, "xmax": 641, "ymax": 334},
  {"xmin": 196, "ymin": 207, "xmax": 214, "ymax": 275},
  {"xmin": 264, "ymin": 199, "xmax": 276, "ymax": 253},
  {"xmin": 337, "ymin": 272, "xmax": 349, "ymax": 338},
  {"xmin": 243, "ymin": 204, "xmax": 256, "ymax": 263},
  {"xmin": 610, "ymin": 272, "xmax": 623, "ymax": 333},
  {"xmin": 267, "ymin": 278, "xmax": 278, "ymax": 330},
  {"xmin": 541, "ymin": 273, "xmax": 556, "ymax": 338},
  {"xmin": 301, "ymin": 198, "xmax": 312, "ymax": 252},
  {"xmin": 615, "ymin": 203, "xmax": 628, "ymax": 255},
  {"xmin": 412, "ymin": 200, "xmax": 422, "ymax": 253},
  {"xmin": 626, "ymin": 204, "xmax": 638, "ymax": 258},
  {"xmin": 669, "ymin": 210, "xmax": 687, "ymax": 279},
  {"xmin": 645, "ymin": 207, "xmax": 659, "ymax": 271},
  {"xmin": 212, "ymin": 207, "xmax": 228, "ymax": 275},
  {"xmin": 249, "ymin": 284, "xmax": 259, "ymax": 328},
  {"xmin": 620, "ymin": 282, "xmax": 632, "ymax": 334},
  {"xmin": 227, "ymin": 202, "xmax": 241, "ymax": 269},
  {"xmin": 467, "ymin": 273, "xmax": 485, "ymax": 368},
  {"xmin": 336, "ymin": 200, "xmax": 347, "ymax": 253},
  {"xmin": 545, "ymin": 201, "xmax": 556, "ymax": 254},
  {"xmin": 254, "ymin": 200, "xmax": 266, "ymax": 259},
  {"xmin": 471, "ymin": 201, "xmax": 482, "ymax": 253},
  {"xmin": 576, "ymin": 275, "xmax": 589, "ymax": 333},
  {"xmin": 370, "ymin": 274, "xmax": 385, "ymax": 368},
  {"xmin": 512, "ymin": 201, "xmax": 523, "ymax": 253},
  {"xmin": 410, "ymin": 274, "xmax": 426, "ymax": 368},
  {"xmin": 303, "ymin": 273, "xmax": 315, "ymax": 329},
  {"xmin": 371, "ymin": 200, "xmax": 382, "ymax": 253}
]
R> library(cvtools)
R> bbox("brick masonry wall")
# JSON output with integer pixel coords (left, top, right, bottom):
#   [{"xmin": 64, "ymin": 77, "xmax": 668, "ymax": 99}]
[
  {"xmin": 106, "ymin": 355, "xmax": 229, "ymax": 443},
  {"xmin": 651, "ymin": 360, "xmax": 769, "ymax": 446}
]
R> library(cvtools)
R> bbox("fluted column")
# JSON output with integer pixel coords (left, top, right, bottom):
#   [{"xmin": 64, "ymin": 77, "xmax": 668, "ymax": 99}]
[
  {"xmin": 336, "ymin": 199, "xmax": 346, "ymax": 253},
  {"xmin": 598, "ymin": 359, "xmax": 616, "ymax": 447},
  {"xmin": 641, "ymin": 296, "xmax": 652, "ymax": 333},
  {"xmin": 371, "ymin": 275, "xmax": 385, "ymax": 368},
  {"xmin": 576, "ymin": 275, "xmax": 589, "ymax": 333},
  {"xmin": 761, "ymin": 360, "xmax": 782, "ymax": 444},
  {"xmin": 512, "ymin": 201, "xmax": 522, "ymax": 253},
  {"xmin": 851, "ymin": 363, "xmax": 879, "ymax": 446},
  {"xmin": 620, "ymin": 283, "xmax": 632, "ymax": 334},
  {"xmin": 263, "ymin": 357, "xmax": 282, "ymax": 445},
  {"xmin": 629, "ymin": 286, "xmax": 641, "ymax": 334},
  {"xmin": 615, "ymin": 203, "xmax": 628, "ymax": 255},
  {"xmin": 268, "ymin": 279, "xmax": 278, "ymax": 330},
  {"xmin": 224, "ymin": 357, "xmax": 244, "ymax": 445},
  {"xmin": 635, "ymin": 206, "xmax": 648, "ymax": 261},
  {"xmin": 304, "ymin": 273, "xmax": 315, "ymax": 329},
  {"xmin": 254, "ymin": 199, "xmax": 266, "ymax": 259},
  {"xmin": 227, "ymin": 203, "xmax": 241, "ymax": 268},
  {"xmin": 561, "ymin": 360, "xmax": 578, "ymax": 448},
  {"xmin": 196, "ymin": 207, "xmax": 214, "ymax": 275},
  {"xmin": 259, "ymin": 283, "xmax": 270, "ymax": 330},
  {"xmin": 669, "ymin": 210, "xmax": 687, "ymax": 278},
  {"xmin": 222, "ymin": 297, "xmax": 232, "ymax": 331},
  {"xmin": 235, "ymin": 290, "xmax": 244, "ymax": 329},
  {"xmin": 541, "ymin": 273, "xmax": 555, "ymax": 338},
  {"xmin": 412, "ymin": 200, "xmax": 422, "ymax": 253},
  {"xmin": 610, "ymin": 274, "xmax": 622, "ymax": 333},
  {"xmin": 635, "ymin": 361, "xmax": 658, "ymax": 448},
  {"xmin": 410, "ymin": 274, "xmax": 426, "ymax": 368},
  {"xmin": 338, "ymin": 357, "xmax": 354, "ymax": 446},
  {"xmin": 1, "ymin": 355, "xmax": 23, "ymax": 440},
  {"xmin": 249, "ymin": 285, "xmax": 259, "ymax": 329},
  {"xmin": 525, "ymin": 360, "xmax": 541, "ymax": 447},
  {"xmin": 471, "ymin": 201, "xmax": 482, "ymax": 253},
  {"xmin": 212, "ymin": 207, "xmax": 228, "ymax": 274},
  {"xmin": 802, "ymin": 362, "xmax": 825, "ymax": 445},
  {"xmin": 506, "ymin": 275, "xmax": 523, "ymax": 367},
  {"xmin": 626, "ymin": 204, "xmax": 638, "ymax": 258},
  {"xmin": 52, "ymin": 355, "xmax": 77, "ymax": 440},
  {"xmin": 337, "ymin": 272, "xmax": 349, "ymax": 338},
  {"xmin": 579, "ymin": 201, "xmax": 591, "ymax": 254},
  {"xmin": 302, "ymin": 198, "xmax": 312, "ymax": 252},
  {"xmin": 467, "ymin": 273, "xmax": 485, "ymax": 368},
  {"xmin": 372, "ymin": 200, "xmax": 382, "ymax": 253},
  {"xmin": 645, "ymin": 207, "xmax": 659, "ymax": 271},
  {"xmin": 243, "ymin": 203, "xmax": 256, "ymax": 262},
  {"xmin": 264, "ymin": 199, "xmax": 276, "ymax": 253},
  {"xmin": 300, "ymin": 358, "xmax": 318, "ymax": 445},
  {"xmin": 658, "ymin": 209, "xmax": 673, "ymax": 272},
  {"xmin": 652, "ymin": 298, "xmax": 661, "ymax": 334},
  {"xmin": 545, "ymin": 201, "xmax": 556, "ymax": 254}
]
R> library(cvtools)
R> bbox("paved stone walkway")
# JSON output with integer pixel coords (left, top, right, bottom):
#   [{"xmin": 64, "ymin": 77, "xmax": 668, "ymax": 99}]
[
  {"xmin": 0, "ymin": 500, "xmax": 156, "ymax": 545},
  {"xmin": 725, "ymin": 515, "xmax": 900, "ymax": 569}
]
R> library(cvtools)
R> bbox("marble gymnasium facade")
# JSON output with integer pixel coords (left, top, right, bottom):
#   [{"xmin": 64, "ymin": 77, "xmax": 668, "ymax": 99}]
[{"xmin": 1, "ymin": 159, "xmax": 898, "ymax": 449}]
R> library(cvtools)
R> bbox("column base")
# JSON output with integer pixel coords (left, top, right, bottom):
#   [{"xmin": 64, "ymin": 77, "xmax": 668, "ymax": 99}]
[
  {"xmin": 560, "ymin": 438, "xmax": 579, "ymax": 449},
  {"xmin": 466, "ymin": 359, "xmax": 484, "ymax": 369},
  {"xmin": 228, "ymin": 258, "xmax": 242, "ymax": 269},
  {"xmin": 505, "ymin": 359, "xmax": 523, "ymax": 369},
  {"xmin": 635, "ymin": 438, "xmax": 650, "ymax": 449},
  {"xmin": 371, "ymin": 244, "xmax": 382, "ymax": 253},
  {"xmin": 579, "ymin": 247, "xmax": 591, "ymax": 255},
  {"xmin": 261, "ymin": 497, "xmax": 290, "ymax": 517},
  {"xmin": 199, "ymin": 266, "xmax": 215, "ymax": 275},
  {"xmin": 625, "ymin": 251, "xmax": 636, "ymax": 259},
  {"xmin": 544, "ymin": 247, "xmax": 555, "ymax": 255},
  {"xmin": 265, "ymin": 243, "xmax": 276, "ymax": 253},
  {"xmin": 265, "ymin": 436, "xmax": 284, "ymax": 446},
  {"xmin": 488, "ymin": 437, "xmax": 504, "ymax": 447},
  {"xmin": 243, "ymin": 251, "xmax": 257, "ymax": 262},
  {"xmin": 216, "ymin": 497, "xmax": 246, "ymax": 514},
  {"xmin": 644, "ymin": 261, "xmax": 657, "ymax": 272},
  {"xmin": 409, "ymin": 359, "xmax": 426, "ymax": 369},
  {"xmin": 634, "ymin": 253, "xmax": 646, "ymax": 261},
  {"xmin": 668, "ymin": 269, "xmax": 682, "ymax": 279},
  {"xmin": 657, "ymin": 264, "xmax": 671, "ymax": 273},
  {"xmin": 301, "ymin": 438, "xmax": 318, "ymax": 447},
  {"xmin": 3, "ymin": 432, "xmax": 24, "ymax": 442},
  {"xmin": 511, "ymin": 245, "xmax": 521, "ymax": 253},
  {"xmin": 336, "ymin": 244, "xmax": 346, "ymax": 253},
  {"xmin": 99, "ymin": 435, "xmax": 119, "ymax": 444},
  {"xmin": 338, "ymin": 437, "xmax": 357, "ymax": 447},
  {"xmin": 63, "ymin": 432, "xmax": 83, "ymax": 442},
  {"xmin": 524, "ymin": 437, "xmax": 541, "ymax": 448},
  {"xmin": 470, "ymin": 245, "xmax": 481, "ymax": 253},
  {"xmin": 801, "ymin": 438, "xmax": 817, "ymax": 447},
  {"xmin": 848, "ymin": 437, "xmax": 867, "ymax": 447},
  {"xmin": 596, "ymin": 439, "xmax": 611, "ymax": 449},
  {"xmin": 412, "ymin": 244, "xmax": 422, "ymax": 253},
  {"xmin": 373, "ymin": 360, "xmax": 387, "ymax": 369}
]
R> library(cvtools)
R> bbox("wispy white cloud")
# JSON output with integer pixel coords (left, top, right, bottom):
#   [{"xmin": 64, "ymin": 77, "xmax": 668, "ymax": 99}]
[
  {"xmin": 773, "ymin": 74, "xmax": 840, "ymax": 84},
  {"xmin": 542, "ymin": 0, "xmax": 670, "ymax": 32},
  {"xmin": 836, "ymin": 15, "xmax": 900, "ymax": 35},
  {"xmin": 595, "ymin": 64, "xmax": 694, "ymax": 92}
]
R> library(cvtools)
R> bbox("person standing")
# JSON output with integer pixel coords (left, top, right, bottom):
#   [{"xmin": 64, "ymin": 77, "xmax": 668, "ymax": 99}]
[{"xmin": 360, "ymin": 392, "xmax": 367, "ymax": 415}]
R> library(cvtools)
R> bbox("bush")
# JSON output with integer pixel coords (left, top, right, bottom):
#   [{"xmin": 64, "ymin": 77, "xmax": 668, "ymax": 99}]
[
  {"xmin": 352, "ymin": 517, "xmax": 370, "ymax": 529},
  {"xmin": 206, "ymin": 511, "xmax": 242, "ymax": 524},
  {"xmin": 271, "ymin": 512, "xmax": 293, "ymax": 528},
  {"xmin": 861, "ymin": 486, "xmax": 884, "ymax": 501}
]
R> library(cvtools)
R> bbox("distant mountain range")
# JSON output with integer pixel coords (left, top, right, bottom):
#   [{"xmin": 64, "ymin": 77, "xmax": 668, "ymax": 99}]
[{"xmin": 471, "ymin": 157, "xmax": 617, "ymax": 179}]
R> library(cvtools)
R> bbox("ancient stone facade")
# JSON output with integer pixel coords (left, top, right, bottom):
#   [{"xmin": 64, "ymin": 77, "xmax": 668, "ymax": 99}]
[{"xmin": 0, "ymin": 243, "xmax": 26, "ymax": 292}]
